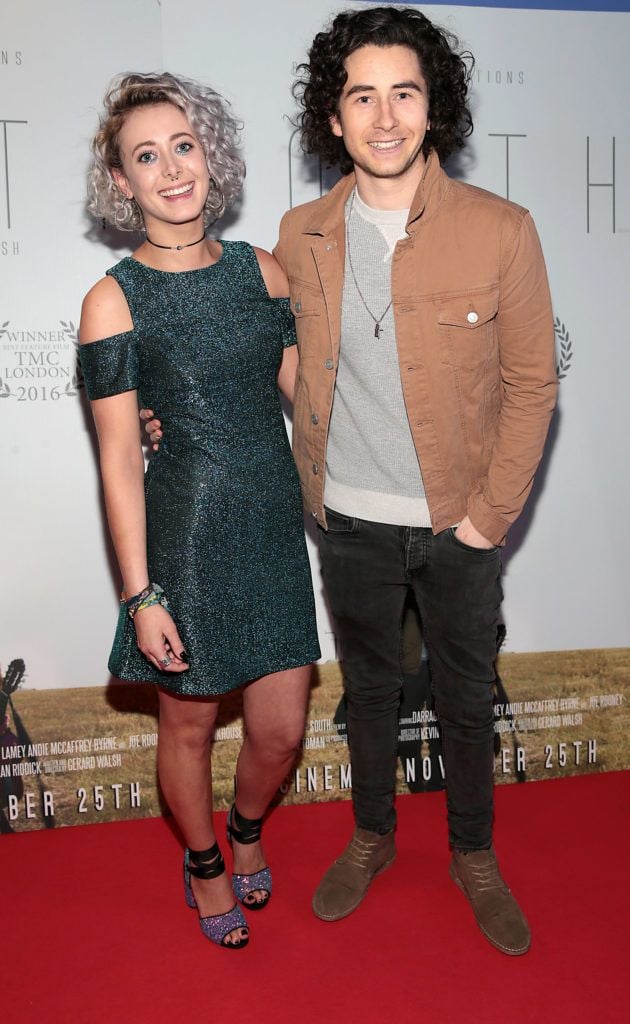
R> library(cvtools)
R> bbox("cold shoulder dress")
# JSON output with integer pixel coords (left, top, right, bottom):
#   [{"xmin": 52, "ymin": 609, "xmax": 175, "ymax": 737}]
[{"xmin": 80, "ymin": 241, "xmax": 320, "ymax": 695}]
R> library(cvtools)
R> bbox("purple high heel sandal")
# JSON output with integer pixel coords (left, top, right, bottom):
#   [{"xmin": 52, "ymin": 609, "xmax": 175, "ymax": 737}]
[
  {"xmin": 227, "ymin": 805, "xmax": 272, "ymax": 911},
  {"xmin": 183, "ymin": 842, "xmax": 249, "ymax": 948}
]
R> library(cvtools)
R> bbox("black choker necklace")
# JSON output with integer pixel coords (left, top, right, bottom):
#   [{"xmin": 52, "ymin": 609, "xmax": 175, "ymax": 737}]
[{"xmin": 145, "ymin": 233, "xmax": 206, "ymax": 252}]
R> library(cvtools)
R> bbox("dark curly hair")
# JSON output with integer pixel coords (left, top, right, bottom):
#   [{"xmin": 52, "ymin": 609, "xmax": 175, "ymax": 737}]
[{"xmin": 294, "ymin": 5, "xmax": 474, "ymax": 173}]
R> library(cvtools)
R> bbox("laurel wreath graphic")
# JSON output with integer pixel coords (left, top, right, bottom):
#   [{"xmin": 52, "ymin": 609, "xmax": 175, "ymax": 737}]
[
  {"xmin": 59, "ymin": 320, "xmax": 85, "ymax": 397},
  {"xmin": 0, "ymin": 321, "xmax": 85, "ymax": 398},
  {"xmin": 0, "ymin": 321, "xmax": 10, "ymax": 397},
  {"xmin": 554, "ymin": 317, "xmax": 573, "ymax": 380}
]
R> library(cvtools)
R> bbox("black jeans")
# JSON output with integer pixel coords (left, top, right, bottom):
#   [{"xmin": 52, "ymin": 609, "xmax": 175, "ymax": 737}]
[{"xmin": 318, "ymin": 510, "xmax": 503, "ymax": 850}]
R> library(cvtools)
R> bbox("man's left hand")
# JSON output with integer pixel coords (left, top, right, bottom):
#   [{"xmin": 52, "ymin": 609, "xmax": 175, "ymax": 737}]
[
  {"xmin": 139, "ymin": 408, "xmax": 162, "ymax": 451},
  {"xmin": 454, "ymin": 515, "xmax": 495, "ymax": 550}
]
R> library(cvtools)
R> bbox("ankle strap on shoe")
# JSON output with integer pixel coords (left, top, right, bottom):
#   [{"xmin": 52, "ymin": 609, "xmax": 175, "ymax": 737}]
[
  {"xmin": 228, "ymin": 804, "xmax": 263, "ymax": 846},
  {"xmin": 187, "ymin": 842, "xmax": 225, "ymax": 880}
]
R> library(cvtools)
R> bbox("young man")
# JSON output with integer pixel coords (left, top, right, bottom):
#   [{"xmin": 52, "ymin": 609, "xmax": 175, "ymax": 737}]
[{"xmin": 273, "ymin": 6, "xmax": 557, "ymax": 955}]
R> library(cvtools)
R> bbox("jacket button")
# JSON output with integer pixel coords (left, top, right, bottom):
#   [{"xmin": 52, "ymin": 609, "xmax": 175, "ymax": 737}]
[
  {"xmin": 467, "ymin": 311, "xmax": 479, "ymax": 324},
  {"xmin": 325, "ymin": 242, "xmax": 336, "ymax": 251},
  {"xmin": 324, "ymin": 359, "xmax": 334, "ymax": 369},
  {"xmin": 295, "ymin": 301, "xmax": 302, "ymax": 313},
  {"xmin": 312, "ymin": 463, "xmax": 319, "ymax": 475},
  {"xmin": 311, "ymin": 413, "xmax": 319, "ymax": 424}
]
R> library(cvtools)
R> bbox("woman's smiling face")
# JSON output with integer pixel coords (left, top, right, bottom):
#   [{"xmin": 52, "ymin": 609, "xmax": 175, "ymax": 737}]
[{"xmin": 112, "ymin": 102, "xmax": 210, "ymax": 232}]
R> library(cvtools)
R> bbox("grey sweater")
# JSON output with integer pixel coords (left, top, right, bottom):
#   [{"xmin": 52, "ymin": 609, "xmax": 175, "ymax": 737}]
[{"xmin": 324, "ymin": 191, "xmax": 431, "ymax": 527}]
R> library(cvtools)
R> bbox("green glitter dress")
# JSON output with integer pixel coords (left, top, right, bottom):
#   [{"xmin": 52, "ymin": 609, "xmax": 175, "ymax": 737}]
[{"xmin": 80, "ymin": 241, "xmax": 320, "ymax": 695}]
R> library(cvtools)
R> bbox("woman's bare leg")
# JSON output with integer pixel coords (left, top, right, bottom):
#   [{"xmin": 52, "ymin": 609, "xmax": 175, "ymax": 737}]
[
  {"xmin": 157, "ymin": 688, "xmax": 247, "ymax": 945},
  {"xmin": 231, "ymin": 665, "xmax": 311, "ymax": 900}
]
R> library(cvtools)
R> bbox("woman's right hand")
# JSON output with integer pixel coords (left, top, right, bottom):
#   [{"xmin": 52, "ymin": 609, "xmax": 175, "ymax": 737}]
[
  {"xmin": 139, "ymin": 408, "xmax": 163, "ymax": 451},
  {"xmin": 133, "ymin": 604, "xmax": 189, "ymax": 673}
]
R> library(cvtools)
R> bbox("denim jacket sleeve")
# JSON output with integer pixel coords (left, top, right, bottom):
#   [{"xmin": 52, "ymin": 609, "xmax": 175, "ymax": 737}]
[{"xmin": 467, "ymin": 212, "xmax": 558, "ymax": 545}]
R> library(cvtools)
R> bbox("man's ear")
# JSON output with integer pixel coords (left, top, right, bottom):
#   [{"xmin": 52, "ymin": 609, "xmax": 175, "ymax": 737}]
[
  {"xmin": 330, "ymin": 113, "xmax": 343, "ymax": 139},
  {"xmin": 112, "ymin": 167, "xmax": 132, "ymax": 199}
]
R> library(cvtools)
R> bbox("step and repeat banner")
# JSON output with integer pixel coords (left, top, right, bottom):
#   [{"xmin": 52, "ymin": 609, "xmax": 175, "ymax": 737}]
[{"xmin": 1, "ymin": 1, "xmax": 629, "ymax": 831}]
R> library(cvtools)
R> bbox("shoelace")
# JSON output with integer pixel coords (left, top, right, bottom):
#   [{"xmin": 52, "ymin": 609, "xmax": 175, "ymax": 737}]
[
  {"xmin": 345, "ymin": 835, "xmax": 382, "ymax": 868},
  {"xmin": 466, "ymin": 860, "xmax": 506, "ymax": 893}
]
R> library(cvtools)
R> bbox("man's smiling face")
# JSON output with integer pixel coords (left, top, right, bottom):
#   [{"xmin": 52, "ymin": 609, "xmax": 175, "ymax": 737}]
[{"xmin": 330, "ymin": 44, "xmax": 430, "ymax": 192}]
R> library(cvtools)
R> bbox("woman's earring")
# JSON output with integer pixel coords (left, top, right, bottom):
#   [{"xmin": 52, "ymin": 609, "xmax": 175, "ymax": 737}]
[
  {"xmin": 114, "ymin": 194, "xmax": 135, "ymax": 228},
  {"xmin": 207, "ymin": 176, "xmax": 225, "ymax": 220}
]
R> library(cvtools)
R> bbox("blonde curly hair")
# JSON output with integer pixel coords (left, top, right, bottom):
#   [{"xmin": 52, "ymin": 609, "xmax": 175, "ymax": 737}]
[{"xmin": 88, "ymin": 71, "xmax": 245, "ymax": 231}]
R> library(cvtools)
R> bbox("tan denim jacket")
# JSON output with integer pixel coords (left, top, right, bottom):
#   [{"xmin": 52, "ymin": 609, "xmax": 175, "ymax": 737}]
[{"xmin": 273, "ymin": 152, "xmax": 558, "ymax": 546}]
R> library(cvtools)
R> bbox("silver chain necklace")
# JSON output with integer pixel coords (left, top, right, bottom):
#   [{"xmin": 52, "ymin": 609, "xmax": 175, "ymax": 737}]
[{"xmin": 345, "ymin": 189, "xmax": 392, "ymax": 339}]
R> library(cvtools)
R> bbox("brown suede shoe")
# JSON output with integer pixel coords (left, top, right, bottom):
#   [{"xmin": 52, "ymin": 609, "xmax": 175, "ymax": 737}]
[
  {"xmin": 312, "ymin": 828, "xmax": 396, "ymax": 921},
  {"xmin": 450, "ymin": 847, "xmax": 531, "ymax": 956}
]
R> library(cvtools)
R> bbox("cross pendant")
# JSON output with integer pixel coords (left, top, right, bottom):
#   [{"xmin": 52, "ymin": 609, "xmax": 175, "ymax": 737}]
[{"xmin": 374, "ymin": 323, "xmax": 381, "ymax": 339}]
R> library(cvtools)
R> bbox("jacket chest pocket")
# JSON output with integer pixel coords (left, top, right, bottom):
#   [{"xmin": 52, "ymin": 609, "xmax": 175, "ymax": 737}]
[{"xmin": 436, "ymin": 289, "xmax": 499, "ymax": 370}]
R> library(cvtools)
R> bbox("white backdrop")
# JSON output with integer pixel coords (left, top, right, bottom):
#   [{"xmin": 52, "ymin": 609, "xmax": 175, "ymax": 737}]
[{"xmin": 1, "ymin": 1, "xmax": 629, "ymax": 691}]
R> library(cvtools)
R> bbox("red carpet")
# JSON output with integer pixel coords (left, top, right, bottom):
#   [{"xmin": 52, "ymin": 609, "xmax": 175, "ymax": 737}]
[{"xmin": 3, "ymin": 771, "xmax": 628, "ymax": 1024}]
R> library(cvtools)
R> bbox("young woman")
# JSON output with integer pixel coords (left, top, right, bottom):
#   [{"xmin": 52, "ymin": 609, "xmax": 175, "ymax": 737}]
[{"xmin": 80, "ymin": 73, "xmax": 320, "ymax": 949}]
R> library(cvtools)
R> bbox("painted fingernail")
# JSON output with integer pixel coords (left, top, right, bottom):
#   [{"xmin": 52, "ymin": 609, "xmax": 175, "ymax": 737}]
[{"xmin": 179, "ymin": 650, "xmax": 189, "ymax": 662}]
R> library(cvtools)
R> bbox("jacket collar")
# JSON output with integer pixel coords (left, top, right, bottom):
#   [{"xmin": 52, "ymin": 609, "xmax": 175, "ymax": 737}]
[
  {"xmin": 302, "ymin": 149, "xmax": 449, "ymax": 237},
  {"xmin": 407, "ymin": 150, "xmax": 449, "ymax": 230}
]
